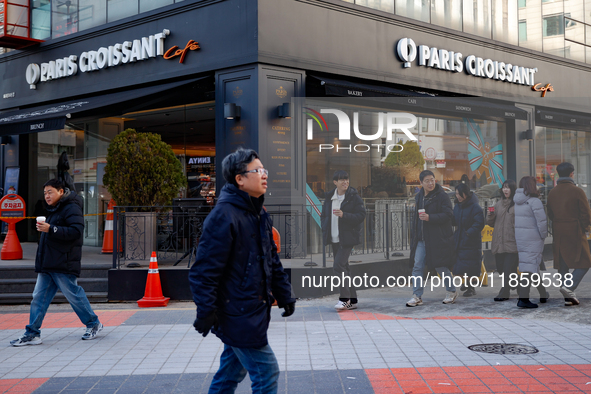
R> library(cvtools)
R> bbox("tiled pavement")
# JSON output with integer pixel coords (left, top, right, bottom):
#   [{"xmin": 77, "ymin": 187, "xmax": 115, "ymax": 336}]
[{"xmin": 2, "ymin": 302, "xmax": 591, "ymax": 393}]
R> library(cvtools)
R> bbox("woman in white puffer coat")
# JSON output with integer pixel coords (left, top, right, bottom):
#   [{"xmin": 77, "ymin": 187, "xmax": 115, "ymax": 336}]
[{"xmin": 514, "ymin": 176, "xmax": 550, "ymax": 308}]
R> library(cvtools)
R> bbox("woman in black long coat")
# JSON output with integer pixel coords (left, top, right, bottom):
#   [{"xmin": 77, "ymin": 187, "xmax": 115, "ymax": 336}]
[{"xmin": 453, "ymin": 183, "xmax": 485, "ymax": 297}]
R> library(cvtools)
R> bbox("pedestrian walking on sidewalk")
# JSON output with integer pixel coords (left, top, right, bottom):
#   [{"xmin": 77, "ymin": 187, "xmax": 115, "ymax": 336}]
[
  {"xmin": 321, "ymin": 170, "xmax": 367, "ymax": 311},
  {"xmin": 10, "ymin": 179, "xmax": 102, "ymax": 347},
  {"xmin": 189, "ymin": 148, "xmax": 295, "ymax": 394},
  {"xmin": 452, "ymin": 183, "xmax": 485, "ymax": 297},
  {"xmin": 514, "ymin": 176, "xmax": 550, "ymax": 308},
  {"xmin": 487, "ymin": 179, "xmax": 519, "ymax": 301},
  {"xmin": 407, "ymin": 170, "xmax": 458, "ymax": 307},
  {"xmin": 547, "ymin": 162, "xmax": 591, "ymax": 306}
]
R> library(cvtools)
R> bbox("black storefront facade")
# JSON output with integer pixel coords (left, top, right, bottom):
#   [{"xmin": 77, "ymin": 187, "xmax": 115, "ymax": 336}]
[{"xmin": 1, "ymin": 0, "xmax": 591, "ymax": 299}]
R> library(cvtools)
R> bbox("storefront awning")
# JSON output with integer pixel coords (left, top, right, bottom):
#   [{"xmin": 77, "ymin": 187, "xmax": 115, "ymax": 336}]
[
  {"xmin": 421, "ymin": 98, "xmax": 528, "ymax": 120},
  {"xmin": 536, "ymin": 108, "xmax": 591, "ymax": 129},
  {"xmin": 310, "ymin": 75, "xmax": 425, "ymax": 98},
  {"xmin": 308, "ymin": 74, "xmax": 528, "ymax": 120},
  {"xmin": 0, "ymin": 77, "xmax": 209, "ymax": 136}
]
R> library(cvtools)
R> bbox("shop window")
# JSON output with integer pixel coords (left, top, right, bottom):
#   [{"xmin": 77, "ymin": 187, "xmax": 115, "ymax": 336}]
[
  {"xmin": 518, "ymin": 0, "xmax": 525, "ymax": 7},
  {"xmin": 534, "ymin": 127, "xmax": 589, "ymax": 202}
]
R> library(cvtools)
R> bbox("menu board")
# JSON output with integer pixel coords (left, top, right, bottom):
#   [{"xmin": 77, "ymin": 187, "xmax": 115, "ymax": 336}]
[{"xmin": 266, "ymin": 82, "xmax": 294, "ymax": 194}]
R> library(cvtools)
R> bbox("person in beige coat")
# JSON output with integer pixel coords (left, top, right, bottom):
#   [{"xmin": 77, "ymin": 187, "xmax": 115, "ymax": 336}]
[
  {"xmin": 547, "ymin": 162, "xmax": 591, "ymax": 306},
  {"xmin": 487, "ymin": 179, "xmax": 519, "ymax": 301}
]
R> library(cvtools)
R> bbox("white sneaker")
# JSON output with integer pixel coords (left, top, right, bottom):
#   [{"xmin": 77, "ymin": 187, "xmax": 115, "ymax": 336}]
[
  {"xmin": 10, "ymin": 335, "xmax": 42, "ymax": 347},
  {"xmin": 406, "ymin": 295, "xmax": 423, "ymax": 307},
  {"xmin": 560, "ymin": 286, "xmax": 580, "ymax": 306},
  {"xmin": 442, "ymin": 291, "xmax": 458, "ymax": 304},
  {"xmin": 334, "ymin": 301, "xmax": 357, "ymax": 311}
]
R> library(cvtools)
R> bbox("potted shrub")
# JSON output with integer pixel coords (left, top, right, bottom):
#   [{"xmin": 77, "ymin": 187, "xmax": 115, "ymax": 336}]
[{"xmin": 103, "ymin": 129, "xmax": 186, "ymax": 264}]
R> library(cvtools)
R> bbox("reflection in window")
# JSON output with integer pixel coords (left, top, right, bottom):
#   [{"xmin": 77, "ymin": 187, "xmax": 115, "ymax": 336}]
[
  {"xmin": 492, "ymin": 0, "xmax": 518, "ymax": 44},
  {"xmin": 519, "ymin": 20, "xmax": 527, "ymax": 41},
  {"xmin": 107, "ymin": 0, "xmax": 138, "ymax": 23},
  {"xmin": 355, "ymin": 0, "xmax": 394, "ymax": 12},
  {"xmin": 431, "ymin": 0, "xmax": 463, "ymax": 30},
  {"xmin": 52, "ymin": 0, "xmax": 79, "ymax": 38},
  {"xmin": 543, "ymin": 14, "xmax": 565, "ymax": 36},
  {"xmin": 535, "ymin": 127, "xmax": 591, "ymax": 203},
  {"xmin": 79, "ymin": 0, "xmax": 107, "ymax": 31},
  {"xmin": 32, "ymin": 0, "xmax": 51, "ymax": 40},
  {"xmin": 396, "ymin": 0, "xmax": 431, "ymax": 22},
  {"xmin": 140, "ymin": 0, "xmax": 174, "ymax": 13},
  {"xmin": 463, "ymin": 0, "xmax": 492, "ymax": 38}
]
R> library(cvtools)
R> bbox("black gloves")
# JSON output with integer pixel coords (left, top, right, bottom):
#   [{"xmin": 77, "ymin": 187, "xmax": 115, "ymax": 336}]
[
  {"xmin": 193, "ymin": 312, "xmax": 219, "ymax": 337},
  {"xmin": 281, "ymin": 302, "xmax": 295, "ymax": 317}
]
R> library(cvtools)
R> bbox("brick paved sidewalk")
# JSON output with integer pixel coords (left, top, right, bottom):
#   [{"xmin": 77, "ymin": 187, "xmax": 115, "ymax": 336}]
[{"xmin": 1, "ymin": 301, "xmax": 591, "ymax": 393}]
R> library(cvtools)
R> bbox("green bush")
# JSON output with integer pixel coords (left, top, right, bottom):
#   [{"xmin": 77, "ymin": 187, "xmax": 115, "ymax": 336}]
[
  {"xmin": 384, "ymin": 140, "xmax": 425, "ymax": 168},
  {"xmin": 103, "ymin": 129, "xmax": 187, "ymax": 210}
]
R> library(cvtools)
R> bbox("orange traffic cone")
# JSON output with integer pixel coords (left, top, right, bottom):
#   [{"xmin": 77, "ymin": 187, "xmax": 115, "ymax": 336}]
[
  {"xmin": 102, "ymin": 199, "xmax": 119, "ymax": 254},
  {"xmin": 1, "ymin": 222, "xmax": 23, "ymax": 260},
  {"xmin": 272, "ymin": 227, "xmax": 281, "ymax": 254},
  {"xmin": 137, "ymin": 252, "xmax": 170, "ymax": 307},
  {"xmin": 271, "ymin": 227, "xmax": 280, "ymax": 306}
]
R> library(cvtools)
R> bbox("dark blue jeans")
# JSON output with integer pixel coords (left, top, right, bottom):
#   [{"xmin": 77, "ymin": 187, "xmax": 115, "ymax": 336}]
[
  {"xmin": 209, "ymin": 344, "xmax": 279, "ymax": 394},
  {"xmin": 25, "ymin": 272, "xmax": 99, "ymax": 337}
]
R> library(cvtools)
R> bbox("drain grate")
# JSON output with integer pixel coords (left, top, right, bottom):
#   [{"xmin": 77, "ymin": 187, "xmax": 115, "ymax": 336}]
[{"xmin": 468, "ymin": 343, "xmax": 539, "ymax": 355}]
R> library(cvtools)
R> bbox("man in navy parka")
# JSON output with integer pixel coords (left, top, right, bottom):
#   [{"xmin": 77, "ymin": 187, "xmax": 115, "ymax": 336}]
[{"xmin": 189, "ymin": 148, "xmax": 295, "ymax": 394}]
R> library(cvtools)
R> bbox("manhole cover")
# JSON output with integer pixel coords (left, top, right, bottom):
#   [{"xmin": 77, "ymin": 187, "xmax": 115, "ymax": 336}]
[{"xmin": 468, "ymin": 343, "xmax": 539, "ymax": 355}]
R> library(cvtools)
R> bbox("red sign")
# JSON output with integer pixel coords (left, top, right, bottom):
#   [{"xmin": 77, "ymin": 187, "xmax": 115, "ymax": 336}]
[
  {"xmin": 0, "ymin": 194, "xmax": 25, "ymax": 260},
  {"xmin": 164, "ymin": 40, "xmax": 201, "ymax": 63},
  {"xmin": 424, "ymin": 147, "xmax": 436, "ymax": 160},
  {"xmin": 0, "ymin": 194, "xmax": 25, "ymax": 221}
]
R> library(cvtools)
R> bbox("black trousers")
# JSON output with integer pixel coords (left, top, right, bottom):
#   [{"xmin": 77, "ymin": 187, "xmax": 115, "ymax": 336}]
[
  {"xmin": 331, "ymin": 243, "xmax": 357, "ymax": 302},
  {"xmin": 495, "ymin": 253, "xmax": 518, "ymax": 297}
]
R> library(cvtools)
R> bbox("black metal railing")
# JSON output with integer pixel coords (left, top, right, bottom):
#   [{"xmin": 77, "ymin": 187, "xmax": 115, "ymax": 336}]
[{"xmin": 111, "ymin": 198, "xmax": 524, "ymax": 268}]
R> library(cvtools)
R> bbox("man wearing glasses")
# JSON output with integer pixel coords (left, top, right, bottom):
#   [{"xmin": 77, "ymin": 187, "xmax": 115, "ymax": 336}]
[
  {"xmin": 189, "ymin": 148, "xmax": 295, "ymax": 394},
  {"xmin": 407, "ymin": 170, "xmax": 458, "ymax": 307},
  {"xmin": 321, "ymin": 170, "xmax": 367, "ymax": 311}
]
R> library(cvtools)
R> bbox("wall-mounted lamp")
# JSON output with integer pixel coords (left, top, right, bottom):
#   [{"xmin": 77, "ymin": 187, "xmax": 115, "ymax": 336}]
[
  {"xmin": 224, "ymin": 103, "xmax": 241, "ymax": 120},
  {"xmin": 0, "ymin": 135, "xmax": 12, "ymax": 145},
  {"xmin": 521, "ymin": 129, "xmax": 533, "ymax": 141},
  {"xmin": 277, "ymin": 103, "xmax": 291, "ymax": 119}
]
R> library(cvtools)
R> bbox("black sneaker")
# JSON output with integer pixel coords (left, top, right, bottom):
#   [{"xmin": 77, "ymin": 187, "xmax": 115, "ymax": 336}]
[
  {"xmin": 82, "ymin": 322, "xmax": 103, "ymax": 340},
  {"xmin": 517, "ymin": 299, "xmax": 538, "ymax": 308},
  {"xmin": 10, "ymin": 335, "xmax": 42, "ymax": 347},
  {"xmin": 463, "ymin": 288, "xmax": 476, "ymax": 297}
]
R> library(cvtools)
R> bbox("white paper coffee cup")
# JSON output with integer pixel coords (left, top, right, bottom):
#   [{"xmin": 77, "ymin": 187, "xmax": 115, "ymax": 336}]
[
  {"xmin": 36, "ymin": 216, "xmax": 46, "ymax": 223},
  {"xmin": 418, "ymin": 209, "xmax": 425, "ymax": 214}
]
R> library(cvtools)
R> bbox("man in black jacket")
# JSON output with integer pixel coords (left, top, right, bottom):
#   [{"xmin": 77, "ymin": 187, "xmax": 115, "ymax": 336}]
[
  {"xmin": 10, "ymin": 179, "xmax": 102, "ymax": 347},
  {"xmin": 321, "ymin": 170, "xmax": 366, "ymax": 311},
  {"xmin": 189, "ymin": 148, "xmax": 295, "ymax": 394},
  {"xmin": 407, "ymin": 170, "xmax": 458, "ymax": 307}
]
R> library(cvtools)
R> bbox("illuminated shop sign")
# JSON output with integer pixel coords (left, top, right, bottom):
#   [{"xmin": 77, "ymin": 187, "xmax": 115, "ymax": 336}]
[
  {"xmin": 24, "ymin": 30, "xmax": 201, "ymax": 89},
  {"xmin": 188, "ymin": 157, "xmax": 211, "ymax": 164},
  {"xmin": 396, "ymin": 38, "xmax": 538, "ymax": 87},
  {"xmin": 532, "ymin": 83, "xmax": 554, "ymax": 97}
]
